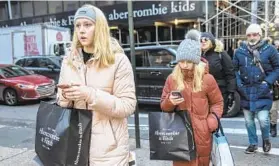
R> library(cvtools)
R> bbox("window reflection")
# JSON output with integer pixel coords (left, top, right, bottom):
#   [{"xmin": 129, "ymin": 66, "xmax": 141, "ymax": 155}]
[
  {"xmin": 48, "ymin": 1, "xmax": 63, "ymax": 14},
  {"xmin": 34, "ymin": 1, "xmax": 47, "ymax": 16},
  {"xmin": 0, "ymin": 3, "xmax": 8, "ymax": 20},
  {"xmin": 21, "ymin": 1, "xmax": 33, "ymax": 17}
]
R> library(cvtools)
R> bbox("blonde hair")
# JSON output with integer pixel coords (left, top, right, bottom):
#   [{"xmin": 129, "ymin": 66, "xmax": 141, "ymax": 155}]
[
  {"xmin": 71, "ymin": 4, "xmax": 115, "ymax": 68},
  {"xmin": 110, "ymin": 37, "xmax": 124, "ymax": 54},
  {"xmin": 172, "ymin": 62, "xmax": 206, "ymax": 92}
]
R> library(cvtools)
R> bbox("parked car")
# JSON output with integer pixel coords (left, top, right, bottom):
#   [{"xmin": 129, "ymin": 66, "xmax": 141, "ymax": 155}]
[
  {"xmin": 124, "ymin": 45, "xmax": 241, "ymax": 117},
  {"xmin": 0, "ymin": 64, "xmax": 55, "ymax": 105},
  {"xmin": 15, "ymin": 56, "xmax": 61, "ymax": 84}
]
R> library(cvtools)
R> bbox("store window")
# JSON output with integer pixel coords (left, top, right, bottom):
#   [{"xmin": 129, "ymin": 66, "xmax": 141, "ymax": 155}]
[
  {"xmin": 11, "ymin": 2, "xmax": 21, "ymax": 19},
  {"xmin": 80, "ymin": 1, "xmax": 96, "ymax": 6},
  {"xmin": 96, "ymin": 1, "xmax": 115, "ymax": 6},
  {"xmin": 158, "ymin": 26, "xmax": 171, "ymax": 41},
  {"xmin": 0, "ymin": 3, "xmax": 8, "ymax": 20},
  {"xmin": 48, "ymin": 1, "xmax": 62, "ymax": 14},
  {"xmin": 34, "ymin": 1, "xmax": 47, "ymax": 16},
  {"xmin": 21, "ymin": 1, "xmax": 33, "ymax": 17},
  {"xmin": 115, "ymin": 1, "xmax": 127, "ymax": 4},
  {"xmin": 63, "ymin": 1, "xmax": 79, "ymax": 11}
]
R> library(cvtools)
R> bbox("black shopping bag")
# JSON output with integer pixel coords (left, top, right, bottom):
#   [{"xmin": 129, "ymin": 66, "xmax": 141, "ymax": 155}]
[
  {"xmin": 149, "ymin": 111, "xmax": 196, "ymax": 161},
  {"xmin": 35, "ymin": 101, "xmax": 92, "ymax": 166}
]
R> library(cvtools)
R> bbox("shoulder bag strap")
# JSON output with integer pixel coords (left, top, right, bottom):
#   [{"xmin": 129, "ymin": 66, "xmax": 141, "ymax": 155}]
[{"xmin": 211, "ymin": 112, "xmax": 225, "ymax": 136}]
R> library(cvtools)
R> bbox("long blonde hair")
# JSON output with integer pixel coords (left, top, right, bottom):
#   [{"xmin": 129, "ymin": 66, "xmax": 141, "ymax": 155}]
[
  {"xmin": 172, "ymin": 62, "xmax": 206, "ymax": 92},
  {"xmin": 71, "ymin": 4, "xmax": 115, "ymax": 68}
]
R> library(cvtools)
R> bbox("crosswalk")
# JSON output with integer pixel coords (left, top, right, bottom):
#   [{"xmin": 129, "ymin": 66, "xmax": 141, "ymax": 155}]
[{"xmin": 128, "ymin": 113, "xmax": 279, "ymax": 156}]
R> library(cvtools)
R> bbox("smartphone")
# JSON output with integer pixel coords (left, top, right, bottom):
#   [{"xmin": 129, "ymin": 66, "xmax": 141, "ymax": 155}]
[
  {"xmin": 171, "ymin": 91, "xmax": 183, "ymax": 98},
  {"xmin": 57, "ymin": 84, "xmax": 71, "ymax": 89}
]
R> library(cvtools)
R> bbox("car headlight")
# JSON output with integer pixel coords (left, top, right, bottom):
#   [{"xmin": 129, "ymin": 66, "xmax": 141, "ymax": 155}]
[
  {"xmin": 50, "ymin": 79, "xmax": 56, "ymax": 85},
  {"xmin": 16, "ymin": 84, "xmax": 35, "ymax": 89}
]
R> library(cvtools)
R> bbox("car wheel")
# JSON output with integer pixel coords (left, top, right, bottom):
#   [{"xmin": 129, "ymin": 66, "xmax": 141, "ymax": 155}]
[
  {"xmin": 3, "ymin": 88, "xmax": 18, "ymax": 106},
  {"xmin": 223, "ymin": 91, "xmax": 241, "ymax": 118}
]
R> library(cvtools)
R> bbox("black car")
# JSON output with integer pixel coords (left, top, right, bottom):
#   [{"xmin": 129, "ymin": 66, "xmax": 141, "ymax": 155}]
[
  {"xmin": 124, "ymin": 45, "xmax": 177, "ymax": 104},
  {"xmin": 124, "ymin": 45, "xmax": 241, "ymax": 117},
  {"xmin": 15, "ymin": 56, "xmax": 61, "ymax": 84}
]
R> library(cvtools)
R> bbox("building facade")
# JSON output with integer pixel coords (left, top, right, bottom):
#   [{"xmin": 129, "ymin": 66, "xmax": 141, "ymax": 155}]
[{"xmin": 0, "ymin": 1, "xmax": 216, "ymax": 46}]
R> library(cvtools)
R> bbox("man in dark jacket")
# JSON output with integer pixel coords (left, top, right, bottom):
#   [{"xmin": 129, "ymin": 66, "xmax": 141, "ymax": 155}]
[
  {"xmin": 201, "ymin": 32, "xmax": 236, "ymax": 116},
  {"xmin": 234, "ymin": 24, "xmax": 279, "ymax": 154}
]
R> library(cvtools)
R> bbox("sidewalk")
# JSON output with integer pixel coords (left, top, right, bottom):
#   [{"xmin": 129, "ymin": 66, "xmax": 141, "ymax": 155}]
[
  {"xmin": 0, "ymin": 138, "xmax": 278, "ymax": 166},
  {"xmin": 0, "ymin": 138, "xmax": 171, "ymax": 166}
]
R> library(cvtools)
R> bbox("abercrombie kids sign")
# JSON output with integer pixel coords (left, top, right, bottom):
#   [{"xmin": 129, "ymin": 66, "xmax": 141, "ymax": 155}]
[
  {"xmin": 0, "ymin": 1, "xmax": 203, "ymax": 28},
  {"xmin": 108, "ymin": 1, "xmax": 198, "ymax": 21}
]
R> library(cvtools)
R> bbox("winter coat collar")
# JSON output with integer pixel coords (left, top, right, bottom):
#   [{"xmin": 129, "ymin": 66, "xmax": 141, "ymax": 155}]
[{"xmin": 239, "ymin": 40, "xmax": 270, "ymax": 54}]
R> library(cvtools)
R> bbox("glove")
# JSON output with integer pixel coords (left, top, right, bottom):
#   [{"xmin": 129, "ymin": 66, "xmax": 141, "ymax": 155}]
[
  {"xmin": 262, "ymin": 81, "xmax": 271, "ymax": 88},
  {"xmin": 227, "ymin": 92, "xmax": 234, "ymax": 107}
]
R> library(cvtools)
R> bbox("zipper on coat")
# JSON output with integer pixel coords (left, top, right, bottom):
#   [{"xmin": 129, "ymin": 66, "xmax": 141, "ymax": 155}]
[
  {"xmin": 84, "ymin": 65, "xmax": 90, "ymax": 166},
  {"xmin": 84, "ymin": 66, "xmax": 88, "ymax": 109},
  {"xmin": 245, "ymin": 57, "xmax": 248, "ymax": 67}
]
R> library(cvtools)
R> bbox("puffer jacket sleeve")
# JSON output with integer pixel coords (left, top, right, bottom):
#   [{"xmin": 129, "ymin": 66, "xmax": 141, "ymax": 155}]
[
  {"xmin": 221, "ymin": 51, "xmax": 236, "ymax": 92},
  {"xmin": 264, "ymin": 47, "xmax": 279, "ymax": 85},
  {"xmin": 86, "ymin": 53, "xmax": 137, "ymax": 118},
  {"xmin": 233, "ymin": 50, "xmax": 243, "ymax": 87},
  {"xmin": 206, "ymin": 74, "xmax": 224, "ymax": 132},
  {"xmin": 160, "ymin": 75, "xmax": 176, "ymax": 112},
  {"xmin": 57, "ymin": 57, "xmax": 73, "ymax": 108}
]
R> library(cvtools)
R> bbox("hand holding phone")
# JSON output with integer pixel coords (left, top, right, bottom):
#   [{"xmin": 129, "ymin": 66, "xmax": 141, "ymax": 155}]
[
  {"xmin": 171, "ymin": 91, "xmax": 183, "ymax": 98},
  {"xmin": 169, "ymin": 91, "xmax": 184, "ymax": 105},
  {"xmin": 57, "ymin": 84, "xmax": 71, "ymax": 89}
]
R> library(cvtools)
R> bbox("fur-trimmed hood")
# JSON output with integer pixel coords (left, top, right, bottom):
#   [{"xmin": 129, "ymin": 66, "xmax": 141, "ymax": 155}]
[{"xmin": 214, "ymin": 39, "xmax": 224, "ymax": 53}]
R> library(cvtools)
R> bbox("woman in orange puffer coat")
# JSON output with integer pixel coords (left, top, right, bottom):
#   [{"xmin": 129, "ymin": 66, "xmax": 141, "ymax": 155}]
[{"xmin": 161, "ymin": 30, "xmax": 224, "ymax": 166}]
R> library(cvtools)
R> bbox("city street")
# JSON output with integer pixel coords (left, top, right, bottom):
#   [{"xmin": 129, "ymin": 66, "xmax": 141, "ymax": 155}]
[{"xmin": 0, "ymin": 99, "xmax": 278, "ymax": 166}]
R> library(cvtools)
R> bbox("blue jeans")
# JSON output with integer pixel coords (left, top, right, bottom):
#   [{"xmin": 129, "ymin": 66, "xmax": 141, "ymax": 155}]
[{"xmin": 243, "ymin": 109, "xmax": 270, "ymax": 145}]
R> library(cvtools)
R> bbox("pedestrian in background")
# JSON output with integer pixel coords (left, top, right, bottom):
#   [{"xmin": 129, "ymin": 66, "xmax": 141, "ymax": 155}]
[
  {"xmin": 233, "ymin": 24, "xmax": 279, "ymax": 154},
  {"xmin": 200, "ymin": 32, "xmax": 236, "ymax": 117},
  {"xmin": 57, "ymin": 4, "xmax": 137, "ymax": 165},
  {"xmin": 160, "ymin": 29, "xmax": 223, "ymax": 166}
]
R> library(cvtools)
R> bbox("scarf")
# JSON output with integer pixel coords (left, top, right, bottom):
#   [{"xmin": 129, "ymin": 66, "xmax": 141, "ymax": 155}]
[{"xmin": 247, "ymin": 40, "xmax": 267, "ymax": 74}]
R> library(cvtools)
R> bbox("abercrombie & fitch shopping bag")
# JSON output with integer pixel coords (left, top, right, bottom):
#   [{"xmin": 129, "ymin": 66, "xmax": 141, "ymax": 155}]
[
  {"xmin": 149, "ymin": 111, "xmax": 196, "ymax": 161},
  {"xmin": 35, "ymin": 101, "xmax": 92, "ymax": 166}
]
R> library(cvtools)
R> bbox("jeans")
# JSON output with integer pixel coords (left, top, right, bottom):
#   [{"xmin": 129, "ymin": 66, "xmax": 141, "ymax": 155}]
[{"xmin": 243, "ymin": 109, "xmax": 270, "ymax": 145}]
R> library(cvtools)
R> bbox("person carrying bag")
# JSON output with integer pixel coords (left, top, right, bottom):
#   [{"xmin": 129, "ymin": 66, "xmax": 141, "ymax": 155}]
[
  {"xmin": 159, "ymin": 29, "xmax": 224, "ymax": 166},
  {"xmin": 54, "ymin": 4, "xmax": 137, "ymax": 165}
]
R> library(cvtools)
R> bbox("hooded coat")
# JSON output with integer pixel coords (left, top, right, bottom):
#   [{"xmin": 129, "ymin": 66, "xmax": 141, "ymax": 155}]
[
  {"xmin": 202, "ymin": 39, "xmax": 236, "ymax": 94},
  {"xmin": 160, "ymin": 59, "xmax": 224, "ymax": 166},
  {"xmin": 57, "ymin": 40, "xmax": 137, "ymax": 166}
]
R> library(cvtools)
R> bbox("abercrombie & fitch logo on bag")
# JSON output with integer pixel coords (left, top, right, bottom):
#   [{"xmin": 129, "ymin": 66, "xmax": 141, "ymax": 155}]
[
  {"xmin": 39, "ymin": 127, "xmax": 60, "ymax": 150},
  {"xmin": 74, "ymin": 122, "xmax": 83, "ymax": 165},
  {"xmin": 38, "ymin": 122, "xmax": 84, "ymax": 165},
  {"xmin": 155, "ymin": 129, "xmax": 180, "ymax": 144}
]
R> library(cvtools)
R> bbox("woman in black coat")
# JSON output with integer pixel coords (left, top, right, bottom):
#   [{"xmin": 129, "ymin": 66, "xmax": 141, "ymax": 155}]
[{"xmin": 200, "ymin": 32, "xmax": 236, "ymax": 116}]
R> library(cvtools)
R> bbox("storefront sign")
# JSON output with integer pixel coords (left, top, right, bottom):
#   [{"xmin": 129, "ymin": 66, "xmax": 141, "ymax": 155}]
[
  {"xmin": 0, "ymin": 1, "xmax": 203, "ymax": 29},
  {"xmin": 108, "ymin": 1, "xmax": 196, "ymax": 21}
]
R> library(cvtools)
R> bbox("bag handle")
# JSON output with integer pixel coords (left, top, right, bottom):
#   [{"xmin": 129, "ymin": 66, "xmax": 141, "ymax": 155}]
[
  {"xmin": 211, "ymin": 112, "xmax": 225, "ymax": 136},
  {"xmin": 176, "ymin": 110, "xmax": 195, "ymax": 151},
  {"xmin": 163, "ymin": 102, "xmax": 195, "ymax": 150}
]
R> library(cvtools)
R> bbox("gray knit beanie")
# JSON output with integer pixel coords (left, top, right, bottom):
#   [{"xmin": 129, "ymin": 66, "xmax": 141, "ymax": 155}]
[
  {"xmin": 74, "ymin": 6, "xmax": 96, "ymax": 23},
  {"xmin": 176, "ymin": 29, "xmax": 201, "ymax": 64}
]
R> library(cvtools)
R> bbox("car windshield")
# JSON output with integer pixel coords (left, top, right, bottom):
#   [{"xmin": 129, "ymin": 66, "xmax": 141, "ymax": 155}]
[
  {"xmin": 0, "ymin": 66, "xmax": 32, "ymax": 78},
  {"xmin": 170, "ymin": 46, "xmax": 178, "ymax": 51},
  {"xmin": 51, "ymin": 57, "xmax": 62, "ymax": 67}
]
